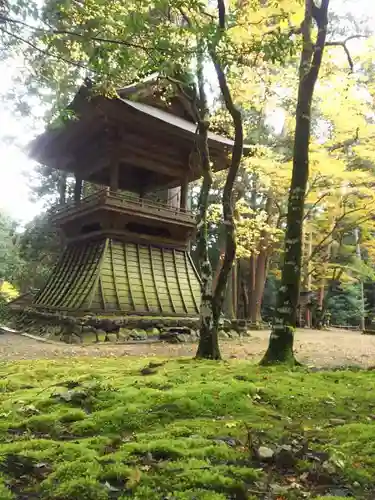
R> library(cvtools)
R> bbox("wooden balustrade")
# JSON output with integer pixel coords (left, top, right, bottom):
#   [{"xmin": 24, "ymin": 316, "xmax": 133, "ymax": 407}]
[{"xmin": 50, "ymin": 189, "xmax": 195, "ymax": 224}]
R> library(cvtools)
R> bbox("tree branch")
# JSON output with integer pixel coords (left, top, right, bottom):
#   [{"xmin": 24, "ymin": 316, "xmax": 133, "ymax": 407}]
[
  {"xmin": 274, "ymin": 199, "xmax": 286, "ymax": 221},
  {"xmin": 303, "ymin": 191, "xmax": 330, "ymax": 220},
  {"xmin": 178, "ymin": 7, "xmax": 193, "ymax": 28},
  {"xmin": 326, "ymin": 35, "xmax": 367, "ymax": 71},
  {"xmin": 0, "ymin": 26, "xmax": 93, "ymax": 72},
  {"xmin": 328, "ymin": 127, "xmax": 359, "ymax": 152},
  {"xmin": 308, "ymin": 202, "xmax": 375, "ymax": 263},
  {"xmin": 0, "ymin": 14, "xmax": 179, "ymax": 55}
]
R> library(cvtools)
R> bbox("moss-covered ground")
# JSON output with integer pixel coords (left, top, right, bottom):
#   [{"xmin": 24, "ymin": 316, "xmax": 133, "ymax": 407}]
[{"xmin": 0, "ymin": 357, "xmax": 374, "ymax": 499}]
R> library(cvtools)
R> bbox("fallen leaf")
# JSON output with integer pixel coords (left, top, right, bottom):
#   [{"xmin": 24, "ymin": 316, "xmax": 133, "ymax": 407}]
[
  {"xmin": 126, "ymin": 467, "xmax": 142, "ymax": 489},
  {"xmin": 104, "ymin": 481, "xmax": 121, "ymax": 492}
]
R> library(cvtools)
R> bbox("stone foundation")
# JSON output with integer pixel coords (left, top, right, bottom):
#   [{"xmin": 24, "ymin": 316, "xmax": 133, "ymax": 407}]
[{"xmin": 9, "ymin": 308, "xmax": 252, "ymax": 344}]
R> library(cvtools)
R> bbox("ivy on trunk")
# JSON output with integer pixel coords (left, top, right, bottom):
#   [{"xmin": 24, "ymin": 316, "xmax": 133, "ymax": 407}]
[{"xmin": 261, "ymin": 0, "xmax": 330, "ymax": 365}]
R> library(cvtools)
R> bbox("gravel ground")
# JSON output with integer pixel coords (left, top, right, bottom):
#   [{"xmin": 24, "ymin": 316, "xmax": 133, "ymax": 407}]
[{"xmin": 0, "ymin": 328, "xmax": 374, "ymax": 367}]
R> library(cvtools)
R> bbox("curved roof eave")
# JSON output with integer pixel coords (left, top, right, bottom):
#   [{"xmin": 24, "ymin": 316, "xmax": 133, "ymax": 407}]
[{"xmin": 120, "ymin": 98, "xmax": 252, "ymax": 150}]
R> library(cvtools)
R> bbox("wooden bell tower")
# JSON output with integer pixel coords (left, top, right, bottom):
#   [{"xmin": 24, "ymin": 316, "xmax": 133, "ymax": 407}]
[{"xmin": 28, "ymin": 77, "xmax": 235, "ymax": 319}]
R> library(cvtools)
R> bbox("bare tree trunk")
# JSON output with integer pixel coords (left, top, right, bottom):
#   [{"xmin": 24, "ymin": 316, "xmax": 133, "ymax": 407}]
[
  {"xmin": 354, "ymin": 227, "xmax": 365, "ymax": 330},
  {"xmin": 224, "ymin": 266, "xmax": 235, "ymax": 319},
  {"xmin": 317, "ymin": 283, "xmax": 325, "ymax": 308},
  {"xmin": 209, "ymin": 51, "xmax": 243, "ymax": 341},
  {"xmin": 212, "ymin": 229, "xmax": 225, "ymax": 293},
  {"xmin": 213, "ymin": 231, "xmax": 235, "ymax": 318},
  {"xmin": 239, "ymin": 260, "xmax": 249, "ymax": 319},
  {"xmin": 261, "ymin": 0, "xmax": 330, "ymax": 365},
  {"xmin": 248, "ymin": 175, "xmax": 258, "ymax": 322},
  {"xmin": 196, "ymin": 0, "xmax": 243, "ymax": 358},
  {"xmin": 301, "ymin": 224, "xmax": 313, "ymax": 327},
  {"xmin": 251, "ymin": 194, "xmax": 273, "ymax": 324},
  {"xmin": 248, "ymin": 253, "xmax": 257, "ymax": 321},
  {"xmin": 315, "ymin": 216, "xmax": 335, "ymax": 310},
  {"xmin": 253, "ymin": 249, "xmax": 268, "ymax": 323}
]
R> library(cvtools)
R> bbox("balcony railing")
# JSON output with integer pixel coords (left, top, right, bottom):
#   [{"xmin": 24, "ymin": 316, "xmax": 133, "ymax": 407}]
[{"xmin": 50, "ymin": 189, "xmax": 195, "ymax": 224}]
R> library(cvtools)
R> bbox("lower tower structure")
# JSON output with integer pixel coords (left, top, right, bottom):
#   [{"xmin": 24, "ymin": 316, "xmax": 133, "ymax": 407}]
[{"xmin": 33, "ymin": 191, "xmax": 200, "ymax": 317}]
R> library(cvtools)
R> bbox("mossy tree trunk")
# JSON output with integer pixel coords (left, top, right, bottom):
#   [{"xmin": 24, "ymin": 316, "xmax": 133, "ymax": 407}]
[
  {"xmin": 261, "ymin": 0, "xmax": 330, "ymax": 365},
  {"xmin": 195, "ymin": 51, "xmax": 220, "ymax": 359},
  {"xmin": 196, "ymin": 0, "xmax": 243, "ymax": 359}
]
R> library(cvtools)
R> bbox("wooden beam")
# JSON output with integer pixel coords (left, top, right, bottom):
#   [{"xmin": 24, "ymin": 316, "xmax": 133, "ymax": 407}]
[
  {"xmin": 167, "ymin": 187, "xmax": 181, "ymax": 209},
  {"xmin": 142, "ymin": 172, "xmax": 194, "ymax": 194},
  {"xmin": 76, "ymin": 156, "xmax": 109, "ymax": 179},
  {"xmin": 75, "ymin": 127, "xmax": 186, "ymax": 166},
  {"xmin": 120, "ymin": 154, "xmax": 181, "ymax": 177},
  {"xmin": 65, "ymin": 229, "xmax": 188, "ymax": 250},
  {"xmin": 93, "ymin": 171, "xmax": 140, "ymax": 193},
  {"xmin": 180, "ymin": 177, "xmax": 188, "ymax": 210},
  {"xmin": 115, "ymin": 133, "xmax": 187, "ymax": 170},
  {"xmin": 76, "ymin": 142, "xmax": 184, "ymax": 180},
  {"xmin": 110, "ymin": 162, "xmax": 119, "ymax": 192},
  {"xmin": 74, "ymin": 142, "xmax": 229, "ymax": 184}
]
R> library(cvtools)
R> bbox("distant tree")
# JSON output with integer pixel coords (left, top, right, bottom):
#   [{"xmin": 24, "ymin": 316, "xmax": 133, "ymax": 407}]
[
  {"xmin": 326, "ymin": 284, "xmax": 368, "ymax": 326},
  {"xmin": 15, "ymin": 211, "xmax": 60, "ymax": 292},
  {"xmin": 0, "ymin": 211, "xmax": 23, "ymax": 282}
]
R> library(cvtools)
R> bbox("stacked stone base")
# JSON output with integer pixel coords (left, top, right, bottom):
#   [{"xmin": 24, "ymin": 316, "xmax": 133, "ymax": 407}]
[{"xmin": 9, "ymin": 308, "xmax": 251, "ymax": 344}]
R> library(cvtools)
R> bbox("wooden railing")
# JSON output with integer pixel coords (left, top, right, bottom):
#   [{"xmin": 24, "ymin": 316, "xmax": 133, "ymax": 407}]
[
  {"xmin": 51, "ymin": 189, "xmax": 195, "ymax": 224},
  {"xmin": 50, "ymin": 190, "xmax": 106, "ymax": 220}
]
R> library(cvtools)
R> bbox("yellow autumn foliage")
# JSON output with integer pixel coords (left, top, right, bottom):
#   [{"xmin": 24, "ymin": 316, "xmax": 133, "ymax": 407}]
[{"xmin": 0, "ymin": 281, "xmax": 19, "ymax": 302}]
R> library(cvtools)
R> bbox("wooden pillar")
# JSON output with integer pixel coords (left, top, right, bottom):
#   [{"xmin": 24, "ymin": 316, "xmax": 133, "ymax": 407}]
[
  {"xmin": 58, "ymin": 172, "xmax": 67, "ymax": 205},
  {"xmin": 180, "ymin": 178, "xmax": 189, "ymax": 211},
  {"xmin": 110, "ymin": 162, "xmax": 119, "ymax": 192},
  {"xmin": 74, "ymin": 175, "xmax": 82, "ymax": 204},
  {"xmin": 167, "ymin": 187, "xmax": 181, "ymax": 209}
]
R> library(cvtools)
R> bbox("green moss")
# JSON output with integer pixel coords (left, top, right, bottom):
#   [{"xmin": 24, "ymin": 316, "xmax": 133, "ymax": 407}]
[
  {"xmin": 59, "ymin": 409, "xmax": 87, "ymax": 423},
  {"xmin": 0, "ymin": 479, "xmax": 14, "ymax": 499},
  {"xmin": 97, "ymin": 462, "xmax": 133, "ymax": 485},
  {"xmin": 313, "ymin": 498, "xmax": 350, "ymax": 500},
  {"xmin": 0, "ymin": 358, "xmax": 375, "ymax": 498},
  {"xmin": 157, "ymin": 490, "xmax": 227, "ymax": 500},
  {"xmin": 22, "ymin": 413, "xmax": 64, "ymax": 436},
  {"xmin": 41, "ymin": 477, "xmax": 108, "ymax": 499}
]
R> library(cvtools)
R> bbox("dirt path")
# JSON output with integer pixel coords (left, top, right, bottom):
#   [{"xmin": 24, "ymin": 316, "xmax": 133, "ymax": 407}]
[{"xmin": 0, "ymin": 328, "xmax": 374, "ymax": 367}]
